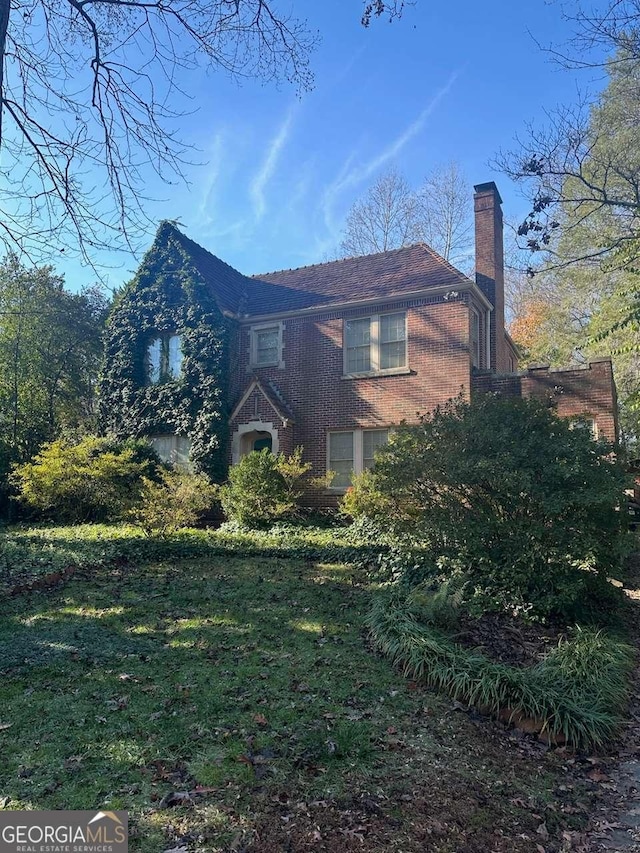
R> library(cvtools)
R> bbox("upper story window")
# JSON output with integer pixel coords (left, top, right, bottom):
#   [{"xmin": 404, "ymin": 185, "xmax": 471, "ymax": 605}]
[
  {"xmin": 470, "ymin": 308, "xmax": 481, "ymax": 369},
  {"xmin": 250, "ymin": 322, "xmax": 283, "ymax": 368},
  {"xmin": 146, "ymin": 334, "xmax": 183, "ymax": 384},
  {"xmin": 344, "ymin": 312, "xmax": 407, "ymax": 376}
]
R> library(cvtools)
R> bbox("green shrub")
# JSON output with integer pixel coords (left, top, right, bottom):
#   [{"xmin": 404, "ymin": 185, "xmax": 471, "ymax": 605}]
[
  {"xmin": 11, "ymin": 436, "xmax": 156, "ymax": 522},
  {"xmin": 129, "ymin": 469, "xmax": 219, "ymax": 536},
  {"xmin": 344, "ymin": 395, "xmax": 631, "ymax": 621},
  {"xmin": 368, "ymin": 592, "xmax": 634, "ymax": 749},
  {"xmin": 219, "ymin": 447, "xmax": 312, "ymax": 527}
]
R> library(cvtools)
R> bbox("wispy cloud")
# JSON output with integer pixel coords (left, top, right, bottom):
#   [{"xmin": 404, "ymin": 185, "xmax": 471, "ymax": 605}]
[
  {"xmin": 250, "ymin": 108, "xmax": 294, "ymax": 220},
  {"xmin": 318, "ymin": 70, "xmax": 460, "ymax": 249},
  {"xmin": 198, "ymin": 131, "xmax": 226, "ymax": 223}
]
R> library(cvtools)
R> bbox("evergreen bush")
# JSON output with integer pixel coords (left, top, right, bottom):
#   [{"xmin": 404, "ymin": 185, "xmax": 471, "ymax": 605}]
[
  {"xmin": 12, "ymin": 436, "xmax": 156, "ymax": 522},
  {"xmin": 344, "ymin": 395, "xmax": 631, "ymax": 620},
  {"xmin": 219, "ymin": 447, "xmax": 311, "ymax": 527}
]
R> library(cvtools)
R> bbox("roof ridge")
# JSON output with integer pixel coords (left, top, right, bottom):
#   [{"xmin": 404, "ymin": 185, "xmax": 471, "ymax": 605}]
[
  {"xmin": 165, "ymin": 223, "xmax": 254, "ymax": 283},
  {"xmin": 251, "ymin": 242, "xmax": 434, "ymax": 280}
]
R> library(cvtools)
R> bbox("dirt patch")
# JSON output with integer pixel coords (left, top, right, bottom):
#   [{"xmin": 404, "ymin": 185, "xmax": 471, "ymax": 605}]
[{"xmin": 456, "ymin": 611, "xmax": 568, "ymax": 668}]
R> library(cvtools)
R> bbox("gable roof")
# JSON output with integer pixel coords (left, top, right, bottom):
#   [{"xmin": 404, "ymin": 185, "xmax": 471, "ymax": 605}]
[
  {"xmin": 230, "ymin": 378, "xmax": 295, "ymax": 425},
  {"xmin": 165, "ymin": 224, "xmax": 476, "ymax": 318}
]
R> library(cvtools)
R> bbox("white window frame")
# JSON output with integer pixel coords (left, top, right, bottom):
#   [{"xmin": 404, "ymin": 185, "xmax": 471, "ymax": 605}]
[
  {"xmin": 327, "ymin": 427, "xmax": 390, "ymax": 490},
  {"xmin": 148, "ymin": 434, "xmax": 193, "ymax": 471},
  {"xmin": 343, "ymin": 312, "xmax": 408, "ymax": 377},
  {"xmin": 249, "ymin": 321, "xmax": 284, "ymax": 369},
  {"xmin": 146, "ymin": 333, "xmax": 183, "ymax": 384},
  {"xmin": 568, "ymin": 416, "xmax": 599, "ymax": 440}
]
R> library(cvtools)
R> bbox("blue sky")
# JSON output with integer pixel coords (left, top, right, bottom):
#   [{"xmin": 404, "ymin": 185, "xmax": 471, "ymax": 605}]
[{"xmin": 60, "ymin": 0, "xmax": 606, "ymax": 292}]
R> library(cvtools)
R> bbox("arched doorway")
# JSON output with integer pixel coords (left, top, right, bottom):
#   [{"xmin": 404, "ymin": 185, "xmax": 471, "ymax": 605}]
[
  {"xmin": 240, "ymin": 430, "xmax": 273, "ymax": 455},
  {"xmin": 231, "ymin": 420, "xmax": 279, "ymax": 464}
]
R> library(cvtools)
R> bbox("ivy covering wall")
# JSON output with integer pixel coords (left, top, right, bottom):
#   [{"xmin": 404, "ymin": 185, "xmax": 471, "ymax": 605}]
[{"xmin": 99, "ymin": 222, "xmax": 232, "ymax": 481}]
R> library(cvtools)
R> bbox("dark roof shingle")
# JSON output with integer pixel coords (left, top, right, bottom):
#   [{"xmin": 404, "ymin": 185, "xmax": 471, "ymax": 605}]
[{"xmin": 168, "ymin": 225, "xmax": 473, "ymax": 318}]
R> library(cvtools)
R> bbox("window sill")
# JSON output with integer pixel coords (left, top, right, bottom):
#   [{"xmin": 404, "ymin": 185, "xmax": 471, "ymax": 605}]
[
  {"xmin": 341, "ymin": 366, "xmax": 411, "ymax": 380},
  {"xmin": 248, "ymin": 362, "xmax": 284, "ymax": 370}
]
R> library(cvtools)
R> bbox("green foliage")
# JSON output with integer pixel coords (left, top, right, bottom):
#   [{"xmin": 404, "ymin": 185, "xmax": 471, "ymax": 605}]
[
  {"xmin": 12, "ymin": 436, "xmax": 155, "ymax": 523},
  {"xmin": 0, "ymin": 256, "xmax": 107, "ymax": 512},
  {"xmin": 508, "ymin": 52, "xmax": 640, "ymax": 440},
  {"xmin": 99, "ymin": 223, "xmax": 231, "ymax": 480},
  {"xmin": 219, "ymin": 447, "xmax": 312, "ymax": 527},
  {"xmin": 346, "ymin": 395, "xmax": 631, "ymax": 620},
  {"xmin": 368, "ymin": 592, "xmax": 634, "ymax": 749},
  {"xmin": 129, "ymin": 469, "xmax": 219, "ymax": 537}
]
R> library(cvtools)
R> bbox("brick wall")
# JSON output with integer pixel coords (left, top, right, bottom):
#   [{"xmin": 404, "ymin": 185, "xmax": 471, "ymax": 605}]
[
  {"xmin": 474, "ymin": 182, "xmax": 508, "ymax": 372},
  {"xmin": 229, "ymin": 295, "xmax": 473, "ymax": 503},
  {"xmin": 472, "ymin": 359, "xmax": 618, "ymax": 442}
]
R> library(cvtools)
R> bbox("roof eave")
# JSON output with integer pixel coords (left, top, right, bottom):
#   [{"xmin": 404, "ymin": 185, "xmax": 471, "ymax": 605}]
[{"xmin": 230, "ymin": 280, "xmax": 492, "ymax": 323}]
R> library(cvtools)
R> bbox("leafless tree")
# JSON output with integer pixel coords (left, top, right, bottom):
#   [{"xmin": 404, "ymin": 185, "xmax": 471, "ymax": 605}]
[
  {"xmin": 339, "ymin": 162, "xmax": 473, "ymax": 270},
  {"xmin": 418, "ymin": 161, "xmax": 473, "ymax": 270},
  {"xmin": 339, "ymin": 169, "xmax": 422, "ymax": 257},
  {"xmin": 543, "ymin": 0, "xmax": 640, "ymax": 69},
  {"xmin": 496, "ymin": 2, "xmax": 640, "ymax": 272},
  {"xmin": 0, "ymin": 1, "xmax": 411, "ymax": 265}
]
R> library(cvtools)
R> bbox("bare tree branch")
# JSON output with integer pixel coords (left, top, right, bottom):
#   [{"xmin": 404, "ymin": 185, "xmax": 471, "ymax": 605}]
[{"xmin": 0, "ymin": 1, "xmax": 414, "ymax": 267}]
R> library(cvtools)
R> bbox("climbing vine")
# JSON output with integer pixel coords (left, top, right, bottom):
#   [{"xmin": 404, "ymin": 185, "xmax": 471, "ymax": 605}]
[{"xmin": 99, "ymin": 222, "xmax": 231, "ymax": 481}]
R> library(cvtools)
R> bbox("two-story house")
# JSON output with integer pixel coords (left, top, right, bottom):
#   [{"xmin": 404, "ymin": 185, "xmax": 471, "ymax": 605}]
[{"xmin": 101, "ymin": 182, "xmax": 618, "ymax": 504}]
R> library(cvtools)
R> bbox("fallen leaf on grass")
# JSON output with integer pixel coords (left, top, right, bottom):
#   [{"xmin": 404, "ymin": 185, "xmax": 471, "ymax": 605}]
[
  {"xmin": 587, "ymin": 768, "xmax": 610, "ymax": 783},
  {"xmin": 106, "ymin": 695, "xmax": 129, "ymax": 711},
  {"xmin": 253, "ymin": 713, "xmax": 268, "ymax": 726},
  {"xmin": 159, "ymin": 786, "xmax": 216, "ymax": 808},
  {"xmin": 536, "ymin": 822, "xmax": 549, "ymax": 839},
  {"xmin": 0, "ymin": 723, "xmax": 12, "ymax": 732}
]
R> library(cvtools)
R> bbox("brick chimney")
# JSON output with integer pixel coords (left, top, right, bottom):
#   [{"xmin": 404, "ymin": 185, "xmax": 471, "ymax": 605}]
[{"xmin": 474, "ymin": 182, "xmax": 506, "ymax": 372}]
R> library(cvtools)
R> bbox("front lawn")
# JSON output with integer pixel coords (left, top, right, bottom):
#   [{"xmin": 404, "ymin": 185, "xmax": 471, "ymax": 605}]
[{"xmin": 0, "ymin": 526, "xmax": 629, "ymax": 851}]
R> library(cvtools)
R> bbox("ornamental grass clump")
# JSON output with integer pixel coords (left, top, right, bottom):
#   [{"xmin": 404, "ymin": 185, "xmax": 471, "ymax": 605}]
[{"xmin": 367, "ymin": 592, "xmax": 634, "ymax": 750}]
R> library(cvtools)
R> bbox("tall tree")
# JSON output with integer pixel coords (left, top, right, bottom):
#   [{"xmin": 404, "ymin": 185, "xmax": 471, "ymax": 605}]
[
  {"xmin": 339, "ymin": 163, "xmax": 473, "ymax": 270},
  {"xmin": 419, "ymin": 161, "xmax": 473, "ymax": 268},
  {"xmin": 0, "ymin": 256, "xmax": 107, "ymax": 464},
  {"xmin": 0, "ymin": 1, "xmax": 410, "ymax": 263},
  {"xmin": 498, "ymin": 3, "xmax": 640, "ymax": 438},
  {"xmin": 339, "ymin": 169, "xmax": 422, "ymax": 257}
]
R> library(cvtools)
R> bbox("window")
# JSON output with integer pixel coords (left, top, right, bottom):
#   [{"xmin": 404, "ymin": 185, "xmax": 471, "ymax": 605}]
[
  {"xmin": 470, "ymin": 308, "xmax": 481, "ymax": 369},
  {"xmin": 250, "ymin": 323, "xmax": 283, "ymax": 367},
  {"xmin": 148, "ymin": 435, "xmax": 192, "ymax": 470},
  {"xmin": 328, "ymin": 431, "xmax": 354, "ymax": 489},
  {"xmin": 328, "ymin": 428, "xmax": 389, "ymax": 488},
  {"xmin": 344, "ymin": 313, "xmax": 406, "ymax": 376},
  {"xmin": 363, "ymin": 429, "xmax": 389, "ymax": 470},
  {"xmin": 568, "ymin": 417, "xmax": 598, "ymax": 440},
  {"xmin": 146, "ymin": 334, "xmax": 183, "ymax": 384}
]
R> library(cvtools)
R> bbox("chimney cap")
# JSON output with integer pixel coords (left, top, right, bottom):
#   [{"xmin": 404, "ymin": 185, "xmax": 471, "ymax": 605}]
[{"xmin": 473, "ymin": 181, "xmax": 503, "ymax": 205}]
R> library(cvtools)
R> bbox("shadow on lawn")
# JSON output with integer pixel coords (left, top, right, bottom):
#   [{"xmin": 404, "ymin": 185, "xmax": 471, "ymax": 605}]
[
  {"xmin": 0, "ymin": 555, "xmax": 381, "ymax": 824},
  {"xmin": 4, "ymin": 545, "xmax": 637, "ymax": 853}
]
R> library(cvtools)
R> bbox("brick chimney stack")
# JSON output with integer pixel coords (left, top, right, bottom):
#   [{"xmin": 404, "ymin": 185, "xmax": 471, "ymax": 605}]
[{"xmin": 474, "ymin": 182, "xmax": 506, "ymax": 372}]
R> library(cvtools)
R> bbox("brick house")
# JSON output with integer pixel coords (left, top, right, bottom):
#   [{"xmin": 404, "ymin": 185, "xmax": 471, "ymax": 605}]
[{"xmin": 107, "ymin": 181, "xmax": 618, "ymax": 503}]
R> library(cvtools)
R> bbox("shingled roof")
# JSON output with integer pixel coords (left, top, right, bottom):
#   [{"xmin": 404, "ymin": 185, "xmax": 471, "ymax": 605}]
[{"xmin": 168, "ymin": 225, "xmax": 474, "ymax": 318}]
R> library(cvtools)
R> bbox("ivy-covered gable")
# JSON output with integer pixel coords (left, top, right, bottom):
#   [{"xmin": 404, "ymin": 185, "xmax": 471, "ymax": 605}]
[{"xmin": 99, "ymin": 222, "xmax": 233, "ymax": 481}]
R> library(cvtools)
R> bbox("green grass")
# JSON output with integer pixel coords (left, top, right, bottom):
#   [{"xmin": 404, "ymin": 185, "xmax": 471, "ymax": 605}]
[{"xmin": 0, "ymin": 524, "xmax": 622, "ymax": 852}]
